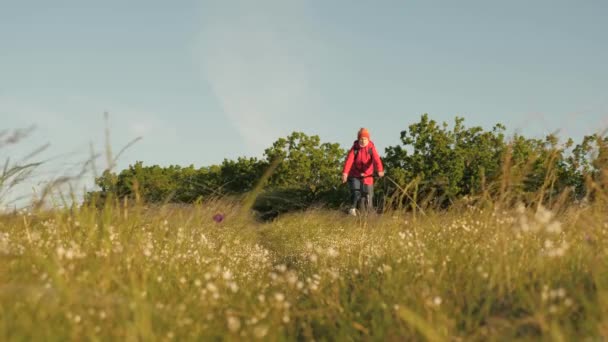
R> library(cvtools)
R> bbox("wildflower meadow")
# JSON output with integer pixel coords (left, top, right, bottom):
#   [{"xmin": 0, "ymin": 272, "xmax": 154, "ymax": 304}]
[
  {"xmin": 1, "ymin": 197, "xmax": 607, "ymax": 340},
  {"xmin": 2, "ymin": 116, "xmax": 608, "ymax": 340}
]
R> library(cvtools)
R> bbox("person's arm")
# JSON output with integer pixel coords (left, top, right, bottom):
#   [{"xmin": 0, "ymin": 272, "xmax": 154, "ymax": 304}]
[
  {"xmin": 372, "ymin": 145, "xmax": 384, "ymax": 177},
  {"xmin": 342, "ymin": 148, "xmax": 355, "ymax": 183}
]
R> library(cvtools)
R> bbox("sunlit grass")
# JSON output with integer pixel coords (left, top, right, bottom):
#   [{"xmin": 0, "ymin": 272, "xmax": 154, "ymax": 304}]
[
  {"xmin": 2, "ymin": 121, "xmax": 608, "ymax": 340},
  {"xmin": 2, "ymin": 197, "xmax": 607, "ymax": 340}
]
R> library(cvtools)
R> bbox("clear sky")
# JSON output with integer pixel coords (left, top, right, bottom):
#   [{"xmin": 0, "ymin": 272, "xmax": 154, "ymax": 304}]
[{"xmin": 1, "ymin": 0, "xmax": 607, "ymax": 205}]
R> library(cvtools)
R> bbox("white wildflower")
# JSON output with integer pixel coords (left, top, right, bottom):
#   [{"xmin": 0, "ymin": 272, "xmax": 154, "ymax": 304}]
[
  {"xmin": 535, "ymin": 205, "xmax": 553, "ymax": 224},
  {"xmin": 227, "ymin": 316, "xmax": 241, "ymax": 333},
  {"xmin": 206, "ymin": 283, "xmax": 218, "ymax": 293},
  {"xmin": 253, "ymin": 325, "xmax": 269, "ymax": 339},
  {"xmin": 286, "ymin": 272, "xmax": 298, "ymax": 286},
  {"xmin": 327, "ymin": 247, "xmax": 339, "ymax": 258},
  {"xmin": 56, "ymin": 246, "xmax": 66, "ymax": 259},
  {"xmin": 546, "ymin": 221, "xmax": 562, "ymax": 234}
]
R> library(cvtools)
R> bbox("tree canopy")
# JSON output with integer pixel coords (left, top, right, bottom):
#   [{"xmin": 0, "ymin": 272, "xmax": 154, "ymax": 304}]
[{"xmin": 87, "ymin": 115, "xmax": 608, "ymax": 216}]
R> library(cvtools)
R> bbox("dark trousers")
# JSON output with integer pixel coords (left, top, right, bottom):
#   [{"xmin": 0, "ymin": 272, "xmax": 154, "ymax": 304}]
[{"xmin": 348, "ymin": 177, "xmax": 374, "ymax": 211}]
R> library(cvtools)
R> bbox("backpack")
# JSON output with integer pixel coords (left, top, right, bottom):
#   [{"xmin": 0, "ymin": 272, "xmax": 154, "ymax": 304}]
[
  {"xmin": 353, "ymin": 145, "xmax": 373, "ymax": 158},
  {"xmin": 352, "ymin": 145, "xmax": 374, "ymax": 176}
]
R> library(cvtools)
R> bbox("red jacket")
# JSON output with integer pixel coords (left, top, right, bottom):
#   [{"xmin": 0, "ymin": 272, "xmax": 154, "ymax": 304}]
[{"xmin": 342, "ymin": 140, "xmax": 384, "ymax": 185}]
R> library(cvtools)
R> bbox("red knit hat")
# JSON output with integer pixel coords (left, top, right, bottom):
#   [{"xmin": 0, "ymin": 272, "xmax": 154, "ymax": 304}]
[{"xmin": 358, "ymin": 128, "xmax": 370, "ymax": 139}]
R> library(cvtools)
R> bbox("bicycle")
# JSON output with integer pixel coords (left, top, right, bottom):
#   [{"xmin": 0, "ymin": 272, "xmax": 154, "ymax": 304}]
[{"xmin": 346, "ymin": 174, "xmax": 382, "ymax": 217}]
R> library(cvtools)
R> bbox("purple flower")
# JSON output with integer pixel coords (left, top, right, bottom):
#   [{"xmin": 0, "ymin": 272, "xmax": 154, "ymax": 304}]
[{"xmin": 213, "ymin": 213, "xmax": 225, "ymax": 223}]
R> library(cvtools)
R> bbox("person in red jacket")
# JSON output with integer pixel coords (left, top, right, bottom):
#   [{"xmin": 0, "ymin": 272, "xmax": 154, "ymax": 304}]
[{"xmin": 342, "ymin": 128, "xmax": 384, "ymax": 215}]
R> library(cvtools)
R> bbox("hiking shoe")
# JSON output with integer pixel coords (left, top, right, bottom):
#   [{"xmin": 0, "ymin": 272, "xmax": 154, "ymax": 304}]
[{"xmin": 348, "ymin": 208, "xmax": 357, "ymax": 216}]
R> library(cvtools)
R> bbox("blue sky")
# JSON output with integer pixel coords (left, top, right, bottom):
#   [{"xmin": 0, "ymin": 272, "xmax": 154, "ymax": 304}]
[{"xmin": 1, "ymin": 0, "xmax": 607, "ymax": 205}]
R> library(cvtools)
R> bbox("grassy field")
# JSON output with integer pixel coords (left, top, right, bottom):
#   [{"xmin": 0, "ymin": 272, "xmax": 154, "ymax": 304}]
[{"xmin": 1, "ymin": 197, "xmax": 607, "ymax": 341}]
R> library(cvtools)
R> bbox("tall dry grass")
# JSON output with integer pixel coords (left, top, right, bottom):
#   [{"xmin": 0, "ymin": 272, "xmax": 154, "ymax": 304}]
[{"xmin": 1, "ymin": 126, "xmax": 608, "ymax": 340}]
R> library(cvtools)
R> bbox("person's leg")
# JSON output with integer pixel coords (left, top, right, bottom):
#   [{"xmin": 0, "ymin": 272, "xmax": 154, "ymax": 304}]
[
  {"xmin": 362, "ymin": 183, "xmax": 374, "ymax": 212},
  {"xmin": 348, "ymin": 177, "xmax": 361, "ymax": 210}
]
